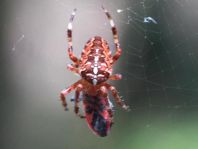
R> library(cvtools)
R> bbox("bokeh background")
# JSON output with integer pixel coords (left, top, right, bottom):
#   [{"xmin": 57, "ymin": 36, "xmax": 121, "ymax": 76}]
[{"xmin": 1, "ymin": 0, "xmax": 198, "ymax": 149}]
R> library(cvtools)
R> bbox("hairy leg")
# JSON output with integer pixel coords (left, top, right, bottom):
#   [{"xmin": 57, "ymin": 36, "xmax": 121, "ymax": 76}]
[
  {"xmin": 67, "ymin": 8, "xmax": 80, "ymax": 66},
  {"xmin": 104, "ymin": 83, "xmax": 130, "ymax": 111},
  {"xmin": 102, "ymin": 6, "xmax": 122, "ymax": 65},
  {"xmin": 74, "ymin": 84, "xmax": 85, "ymax": 118},
  {"xmin": 60, "ymin": 80, "xmax": 80, "ymax": 110},
  {"xmin": 98, "ymin": 86, "xmax": 114, "ymax": 123},
  {"xmin": 98, "ymin": 86, "xmax": 108, "ymax": 97},
  {"xmin": 67, "ymin": 64, "xmax": 79, "ymax": 74},
  {"xmin": 109, "ymin": 74, "xmax": 122, "ymax": 80}
]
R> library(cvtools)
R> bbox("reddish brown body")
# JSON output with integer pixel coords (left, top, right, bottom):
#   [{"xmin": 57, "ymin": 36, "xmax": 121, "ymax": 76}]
[
  {"xmin": 83, "ymin": 95, "xmax": 113, "ymax": 137},
  {"xmin": 60, "ymin": 7, "xmax": 129, "ymax": 137},
  {"xmin": 78, "ymin": 36, "xmax": 114, "ymax": 136},
  {"xmin": 80, "ymin": 36, "xmax": 112, "ymax": 86}
]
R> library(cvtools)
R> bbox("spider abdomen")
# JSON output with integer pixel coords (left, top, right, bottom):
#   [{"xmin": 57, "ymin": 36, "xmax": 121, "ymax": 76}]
[
  {"xmin": 83, "ymin": 95, "xmax": 113, "ymax": 137},
  {"xmin": 80, "ymin": 36, "xmax": 112, "ymax": 85}
]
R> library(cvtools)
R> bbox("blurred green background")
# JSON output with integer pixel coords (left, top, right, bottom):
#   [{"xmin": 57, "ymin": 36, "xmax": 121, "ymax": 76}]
[{"xmin": 1, "ymin": 0, "xmax": 198, "ymax": 149}]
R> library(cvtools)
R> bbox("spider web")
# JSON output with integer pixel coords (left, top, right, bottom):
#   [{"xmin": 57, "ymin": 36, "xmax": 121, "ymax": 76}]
[
  {"xmin": 113, "ymin": 0, "xmax": 198, "ymax": 111},
  {"xmin": 2, "ymin": 0, "xmax": 198, "ymax": 149},
  {"xmin": 105, "ymin": 1, "xmax": 198, "ymax": 134}
]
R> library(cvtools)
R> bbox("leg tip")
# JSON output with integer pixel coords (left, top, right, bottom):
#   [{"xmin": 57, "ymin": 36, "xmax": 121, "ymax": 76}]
[
  {"xmin": 65, "ymin": 107, "xmax": 69, "ymax": 111},
  {"xmin": 122, "ymin": 105, "xmax": 131, "ymax": 112},
  {"xmin": 80, "ymin": 115, "xmax": 86, "ymax": 118},
  {"xmin": 101, "ymin": 5, "xmax": 107, "ymax": 12},
  {"xmin": 60, "ymin": 93, "xmax": 65, "ymax": 100},
  {"xmin": 116, "ymin": 74, "xmax": 122, "ymax": 79}
]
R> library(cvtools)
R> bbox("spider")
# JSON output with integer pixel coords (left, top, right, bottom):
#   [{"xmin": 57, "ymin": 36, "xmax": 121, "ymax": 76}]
[{"xmin": 60, "ymin": 6, "xmax": 130, "ymax": 137}]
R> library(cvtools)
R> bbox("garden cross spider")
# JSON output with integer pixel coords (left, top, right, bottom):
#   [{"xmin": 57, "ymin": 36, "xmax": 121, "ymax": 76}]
[{"xmin": 60, "ymin": 6, "xmax": 129, "ymax": 137}]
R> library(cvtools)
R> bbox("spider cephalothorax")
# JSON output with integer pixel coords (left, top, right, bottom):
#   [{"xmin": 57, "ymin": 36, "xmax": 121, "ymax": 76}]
[{"xmin": 60, "ymin": 6, "xmax": 129, "ymax": 137}]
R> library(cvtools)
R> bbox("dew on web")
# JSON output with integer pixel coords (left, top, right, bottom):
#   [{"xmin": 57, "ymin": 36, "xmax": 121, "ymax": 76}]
[
  {"xmin": 12, "ymin": 34, "xmax": 25, "ymax": 51},
  {"xmin": 143, "ymin": 17, "xmax": 157, "ymax": 24}
]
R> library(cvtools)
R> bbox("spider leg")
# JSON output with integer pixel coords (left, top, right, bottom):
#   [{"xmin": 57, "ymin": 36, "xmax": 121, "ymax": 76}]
[
  {"xmin": 109, "ymin": 74, "xmax": 122, "ymax": 80},
  {"xmin": 98, "ymin": 86, "xmax": 114, "ymax": 120},
  {"xmin": 67, "ymin": 64, "xmax": 79, "ymax": 74},
  {"xmin": 104, "ymin": 83, "xmax": 130, "ymax": 111},
  {"xmin": 60, "ymin": 80, "xmax": 80, "ymax": 110},
  {"xmin": 102, "ymin": 6, "xmax": 122, "ymax": 65},
  {"xmin": 74, "ymin": 84, "xmax": 85, "ymax": 118},
  {"xmin": 98, "ymin": 86, "xmax": 108, "ymax": 97},
  {"xmin": 67, "ymin": 8, "xmax": 80, "ymax": 66},
  {"xmin": 98, "ymin": 86, "xmax": 113, "ymax": 110}
]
